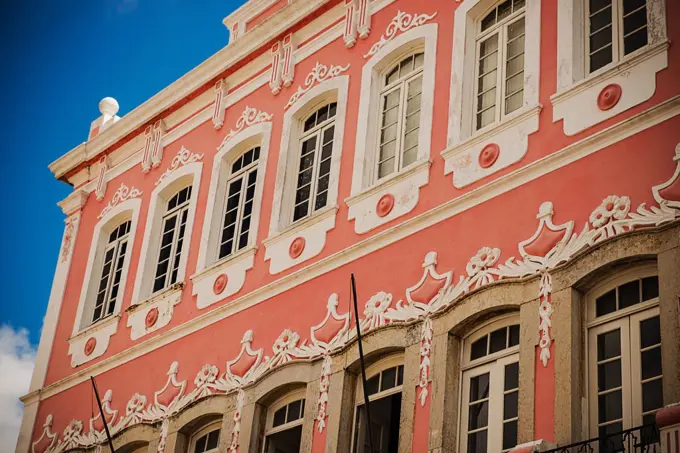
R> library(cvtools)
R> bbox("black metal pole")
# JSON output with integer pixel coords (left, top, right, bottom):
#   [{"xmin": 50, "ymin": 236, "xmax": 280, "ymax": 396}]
[
  {"xmin": 90, "ymin": 376, "xmax": 115, "ymax": 453},
  {"xmin": 351, "ymin": 273, "xmax": 376, "ymax": 453}
]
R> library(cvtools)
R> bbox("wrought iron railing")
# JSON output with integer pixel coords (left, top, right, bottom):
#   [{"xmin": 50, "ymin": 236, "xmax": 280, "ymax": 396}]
[{"xmin": 544, "ymin": 424, "xmax": 660, "ymax": 453}]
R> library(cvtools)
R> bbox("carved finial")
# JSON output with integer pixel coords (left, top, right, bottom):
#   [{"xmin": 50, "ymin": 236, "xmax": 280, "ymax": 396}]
[
  {"xmin": 168, "ymin": 361, "xmax": 179, "ymax": 375},
  {"xmin": 423, "ymin": 251, "xmax": 437, "ymax": 268},
  {"xmin": 537, "ymin": 201, "xmax": 554, "ymax": 219},
  {"xmin": 241, "ymin": 330, "xmax": 254, "ymax": 344},
  {"xmin": 327, "ymin": 293, "xmax": 339, "ymax": 310},
  {"xmin": 99, "ymin": 97, "xmax": 119, "ymax": 117},
  {"xmin": 674, "ymin": 143, "xmax": 680, "ymax": 160}
]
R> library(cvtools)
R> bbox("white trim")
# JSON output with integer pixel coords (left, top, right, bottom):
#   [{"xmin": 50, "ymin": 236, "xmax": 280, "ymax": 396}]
[
  {"xmin": 462, "ymin": 313, "xmax": 520, "ymax": 368},
  {"xmin": 131, "ymin": 162, "xmax": 202, "ymax": 306},
  {"xmin": 25, "ymin": 96, "xmax": 680, "ymax": 402},
  {"xmin": 351, "ymin": 23, "xmax": 437, "ymax": 196},
  {"xmin": 197, "ymin": 122, "xmax": 272, "ymax": 272},
  {"xmin": 72, "ymin": 199, "xmax": 141, "ymax": 337},
  {"xmin": 270, "ymin": 76, "xmax": 349, "ymax": 235},
  {"xmin": 264, "ymin": 389, "xmax": 307, "ymax": 435},
  {"xmin": 447, "ymin": 0, "xmax": 541, "ymax": 146}
]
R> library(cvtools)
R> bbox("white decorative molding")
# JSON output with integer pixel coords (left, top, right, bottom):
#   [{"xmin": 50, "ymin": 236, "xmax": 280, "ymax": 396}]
[
  {"xmin": 281, "ymin": 34, "xmax": 296, "ymax": 87},
  {"xmin": 357, "ymin": 0, "xmax": 370, "ymax": 39},
  {"xmin": 191, "ymin": 247, "xmax": 256, "ymax": 310},
  {"xmin": 212, "ymin": 79, "xmax": 228, "ymax": 129},
  {"xmin": 228, "ymin": 390, "xmax": 245, "ymax": 453},
  {"xmin": 361, "ymin": 292, "xmax": 392, "ymax": 333},
  {"xmin": 142, "ymin": 120, "xmax": 165, "ymax": 173},
  {"xmin": 343, "ymin": 0, "xmax": 358, "ymax": 47},
  {"xmin": 31, "ymin": 415, "xmax": 57, "ymax": 453},
  {"xmin": 67, "ymin": 316, "xmax": 119, "ymax": 368},
  {"xmin": 269, "ymin": 42, "xmax": 283, "ymax": 95},
  {"xmin": 155, "ymin": 147, "xmax": 204, "ymax": 187},
  {"xmin": 285, "ymin": 62, "xmax": 350, "ymax": 109},
  {"xmin": 270, "ymin": 329, "xmax": 300, "ymax": 368},
  {"xmin": 221, "ymin": 106, "xmax": 273, "ymax": 145},
  {"xmin": 127, "ymin": 287, "xmax": 183, "ymax": 341},
  {"xmin": 364, "ymin": 10, "xmax": 437, "ymax": 58},
  {"xmin": 418, "ymin": 317, "xmax": 432, "ymax": 407},
  {"xmin": 537, "ymin": 272, "xmax": 553, "ymax": 367},
  {"xmin": 652, "ymin": 144, "xmax": 680, "ymax": 210},
  {"xmin": 315, "ymin": 355, "xmax": 332, "ymax": 432},
  {"xmin": 60, "ymin": 215, "xmax": 80, "ymax": 263},
  {"xmin": 98, "ymin": 183, "xmax": 143, "ymax": 220},
  {"xmin": 95, "ymin": 155, "xmax": 108, "ymax": 201}
]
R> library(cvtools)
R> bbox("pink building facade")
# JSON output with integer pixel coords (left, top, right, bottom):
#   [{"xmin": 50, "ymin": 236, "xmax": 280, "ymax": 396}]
[{"xmin": 17, "ymin": 1, "xmax": 680, "ymax": 453}]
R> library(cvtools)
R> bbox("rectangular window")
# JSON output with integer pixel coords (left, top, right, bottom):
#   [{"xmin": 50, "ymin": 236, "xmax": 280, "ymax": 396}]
[
  {"xmin": 92, "ymin": 220, "xmax": 131, "ymax": 324},
  {"xmin": 587, "ymin": 0, "xmax": 648, "ymax": 73},
  {"xmin": 153, "ymin": 186, "xmax": 192, "ymax": 293},
  {"xmin": 474, "ymin": 0, "xmax": 526, "ymax": 132}
]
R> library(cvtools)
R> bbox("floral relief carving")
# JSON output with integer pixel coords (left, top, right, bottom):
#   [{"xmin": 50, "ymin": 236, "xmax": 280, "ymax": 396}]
[
  {"xmin": 155, "ymin": 146, "xmax": 204, "ymax": 187},
  {"xmin": 221, "ymin": 106, "xmax": 273, "ymax": 146},
  {"xmin": 285, "ymin": 62, "xmax": 350, "ymax": 110},
  {"xmin": 98, "ymin": 183, "xmax": 143, "ymax": 220},
  {"xmin": 32, "ymin": 148, "xmax": 680, "ymax": 452},
  {"xmin": 363, "ymin": 11, "xmax": 437, "ymax": 58},
  {"xmin": 60, "ymin": 215, "xmax": 80, "ymax": 263}
]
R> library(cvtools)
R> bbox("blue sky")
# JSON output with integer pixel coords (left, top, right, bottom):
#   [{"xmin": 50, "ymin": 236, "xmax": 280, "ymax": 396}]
[{"xmin": 0, "ymin": 0, "xmax": 242, "ymax": 346}]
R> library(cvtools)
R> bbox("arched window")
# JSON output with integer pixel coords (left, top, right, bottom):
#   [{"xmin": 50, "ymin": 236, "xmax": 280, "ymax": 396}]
[
  {"xmin": 586, "ymin": 266, "xmax": 662, "ymax": 440},
  {"xmin": 153, "ymin": 185, "xmax": 192, "ymax": 293},
  {"xmin": 91, "ymin": 220, "xmax": 132, "ymax": 324},
  {"xmin": 351, "ymin": 355, "xmax": 404, "ymax": 453},
  {"xmin": 377, "ymin": 53, "xmax": 424, "ymax": 180},
  {"xmin": 263, "ymin": 391, "xmax": 306, "ymax": 453},
  {"xmin": 293, "ymin": 102, "xmax": 337, "ymax": 223},
  {"xmin": 189, "ymin": 422, "xmax": 221, "ymax": 453},
  {"xmin": 474, "ymin": 0, "xmax": 526, "ymax": 131},
  {"xmin": 459, "ymin": 316, "xmax": 520, "ymax": 453},
  {"xmin": 219, "ymin": 146, "xmax": 260, "ymax": 259}
]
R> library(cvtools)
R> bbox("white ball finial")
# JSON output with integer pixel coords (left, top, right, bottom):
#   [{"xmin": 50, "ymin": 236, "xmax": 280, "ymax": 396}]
[{"xmin": 99, "ymin": 97, "xmax": 119, "ymax": 116}]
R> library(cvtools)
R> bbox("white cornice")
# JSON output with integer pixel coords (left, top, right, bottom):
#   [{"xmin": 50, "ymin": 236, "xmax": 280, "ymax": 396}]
[
  {"xmin": 223, "ymin": 0, "xmax": 278, "ymax": 27},
  {"xmin": 48, "ymin": 0, "xmax": 333, "ymax": 181}
]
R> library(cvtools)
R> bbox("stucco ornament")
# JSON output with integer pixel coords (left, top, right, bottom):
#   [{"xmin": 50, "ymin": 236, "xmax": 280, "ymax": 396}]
[
  {"xmin": 32, "ymin": 148, "xmax": 680, "ymax": 453},
  {"xmin": 364, "ymin": 10, "xmax": 437, "ymax": 58},
  {"xmin": 361, "ymin": 291, "xmax": 393, "ymax": 332},
  {"xmin": 155, "ymin": 146, "xmax": 204, "ymax": 186},
  {"xmin": 418, "ymin": 317, "xmax": 433, "ymax": 407},
  {"xmin": 60, "ymin": 420, "xmax": 84, "ymax": 450},
  {"xmin": 98, "ymin": 183, "xmax": 143, "ymax": 220},
  {"xmin": 60, "ymin": 215, "xmax": 80, "ymax": 263},
  {"xmin": 315, "ymin": 355, "xmax": 333, "ymax": 433},
  {"xmin": 228, "ymin": 390, "xmax": 246, "ymax": 453},
  {"xmin": 83, "ymin": 389, "xmax": 117, "ymax": 445},
  {"xmin": 285, "ymin": 62, "xmax": 351, "ymax": 109},
  {"xmin": 270, "ymin": 328, "xmax": 301, "ymax": 367},
  {"xmin": 222, "ymin": 105, "xmax": 273, "ymax": 145}
]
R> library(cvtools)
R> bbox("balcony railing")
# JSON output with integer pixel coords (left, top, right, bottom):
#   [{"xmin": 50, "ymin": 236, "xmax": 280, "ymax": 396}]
[{"xmin": 544, "ymin": 424, "xmax": 660, "ymax": 453}]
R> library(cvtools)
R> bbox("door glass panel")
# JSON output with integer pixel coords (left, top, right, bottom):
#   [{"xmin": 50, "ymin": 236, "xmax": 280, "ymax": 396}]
[
  {"xmin": 641, "ymin": 277, "xmax": 659, "ymax": 301},
  {"xmin": 641, "ymin": 379, "xmax": 663, "ymax": 413},
  {"xmin": 618, "ymin": 280, "xmax": 640, "ymax": 309},
  {"xmin": 639, "ymin": 316, "xmax": 660, "ymax": 348},
  {"xmin": 598, "ymin": 390, "xmax": 623, "ymax": 423},
  {"xmin": 597, "ymin": 330, "xmax": 621, "ymax": 361},
  {"xmin": 596, "ymin": 289, "xmax": 617, "ymax": 317}
]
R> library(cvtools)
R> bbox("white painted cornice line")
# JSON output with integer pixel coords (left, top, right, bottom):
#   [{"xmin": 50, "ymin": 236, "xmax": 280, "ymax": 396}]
[
  {"xmin": 48, "ymin": 0, "xmax": 333, "ymax": 181},
  {"xmin": 29, "ymin": 95, "xmax": 680, "ymax": 403}
]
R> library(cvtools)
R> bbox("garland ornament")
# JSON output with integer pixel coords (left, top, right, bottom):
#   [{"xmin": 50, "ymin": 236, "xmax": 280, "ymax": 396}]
[
  {"xmin": 155, "ymin": 147, "xmax": 204, "ymax": 187},
  {"xmin": 285, "ymin": 62, "xmax": 350, "ymax": 110},
  {"xmin": 220, "ymin": 106, "xmax": 273, "ymax": 147},
  {"xmin": 98, "ymin": 183, "xmax": 143, "ymax": 220},
  {"xmin": 363, "ymin": 11, "xmax": 437, "ymax": 58}
]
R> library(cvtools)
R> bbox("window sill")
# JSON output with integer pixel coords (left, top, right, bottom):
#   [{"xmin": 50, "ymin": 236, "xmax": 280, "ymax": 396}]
[
  {"xmin": 126, "ymin": 283, "xmax": 183, "ymax": 340},
  {"xmin": 551, "ymin": 41, "xmax": 669, "ymax": 136},
  {"xmin": 442, "ymin": 105, "xmax": 542, "ymax": 188},
  {"xmin": 345, "ymin": 159, "xmax": 431, "ymax": 234},
  {"xmin": 191, "ymin": 246, "xmax": 257, "ymax": 309},
  {"xmin": 67, "ymin": 314, "xmax": 120, "ymax": 368},
  {"xmin": 263, "ymin": 205, "xmax": 338, "ymax": 275}
]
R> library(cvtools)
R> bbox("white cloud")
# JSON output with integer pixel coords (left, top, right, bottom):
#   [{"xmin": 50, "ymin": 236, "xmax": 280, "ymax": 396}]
[{"xmin": 0, "ymin": 325, "xmax": 36, "ymax": 453}]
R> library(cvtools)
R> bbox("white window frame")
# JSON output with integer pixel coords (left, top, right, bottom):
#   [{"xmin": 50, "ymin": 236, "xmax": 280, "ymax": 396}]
[
  {"xmin": 351, "ymin": 25, "xmax": 437, "ymax": 197},
  {"xmin": 262, "ymin": 389, "xmax": 306, "ymax": 453},
  {"xmin": 458, "ymin": 314, "xmax": 520, "ymax": 453},
  {"xmin": 189, "ymin": 421, "xmax": 221, "ymax": 453},
  {"xmin": 131, "ymin": 162, "xmax": 202, "ymax": 305},
  {"xmin": 292, "ymin": 101, "xmax": 339, "ymax": 224},
  {"xmin": 72, "ymin": 198, "xmax": 141, "ymax": 336},
  {"xmin": 472, "ymin": 1, "xmax": 527, "ymax": 133},
  {"xmin": 196, "ymin": 123, "xmax": 271, "ymax": 273},
  {"xmin": 350, "ymin": 353, "xmax": 404, "ymax": 453},
  {"xmin": 270, "ymin": 76, "xmax": 348, "ymax": 236},
  {"xmin": 584, "ymin": 265, "xmax": 662, "ymax": 438},
  {"xmin": 556, "ymin": 0, "xmax": 667, "ymax": 93},
  {"xmin": 447, "ymin": 0, "xmax": 540, "ymax": 147}
]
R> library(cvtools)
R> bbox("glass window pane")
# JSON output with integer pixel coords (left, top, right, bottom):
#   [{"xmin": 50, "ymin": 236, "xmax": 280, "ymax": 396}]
[
  {"xmin": 598, "ymin": 390, "xmax": 623, "ymax": 423},
  {"xmin": 397, "ymin": 365, "xmax": 404, "ymax": 386},
  {"xmin": 471, "ymin": 336, "xmax": 488, "ymax": 361},
  {"xmin": 481, "ymin": 9, "xmax": 496, "ymax": 31},
  {"xmin": 490, "ymin": 328, "xmax": 507, "ymax": 354},
  {"xmin": 590, "ymin": 46, "xmax": 613, "ymax": 72},
  {"xmin": 206, "ymin": 430, "xmax": 219, "ymax": 450},
  {"xmin": 505, "ymin": 88, "xmax": 523, "ymax": 114},
  {"xmin": 507, "ymin": 19, "xmax": 525, "ymax": 47},
  {"xmin": 385, "ymin": 66, "xmax": 400, "ymax": 85},
  {"xmin": 590, "ymin": 5, "xmax": 612, "ymax": 32},
  {"xmin": 590, "ymin": 25, "xmax": 613, "ymax": 53},
  {"xmin": 642, "ymin": 379, "xmax": 664, "ymax": 412},
  {"xmin": 467, "ymin": 430, "xmax": 488, "ymax": 453},
  {"xmin": 624, "ymin": 27, "xmax": 648, "ymax": 55},
  {"xmin": 477, "ymin": 106, "xmax": 496, "ymax": 130},
  {"xmin": 273, "ymin": 407, "xmax": 286, "ymax": 427},
  {"xmin": 366, "ymin": 374, "xmax": 379, "ymax": 396},
  {"xmin": 381, "ymin": 123, "xmax": 398, "ymax": 144},
  {"xmin": 478, "ymin": 88, "xmax": 497, "ymax": 112},
  {"xmin": 504, "ymin": 362, "xmax": 519, "ymax": 391},
  {"xmin": 403, "ymin": 129, "xmax": 419, "ymax": 153},
  {"xmin": 599, "ymin": 422, "xmax": 624, "ymax": 453},
  {"xmin": 640, "ymin": 316, "xmax": 661, "ymax": 348},
  {"xmin": 468, "ymin": 401, "xmax": 489, "ymax": 430},
  {"xmin": 503, "ymin": 391, "xmax": 518, "ymax": 420},
  {"xmin": 414, "ymin": 52, "xmax": 424, "ymax": 69},
  {"xmin": 641, "ymin": 347, "xmax": 662, "ymax": 380},
  {"xmin": 470, "ymin": 373, "xmax": 490, "ymax": 402},
  {"xmin": 497, "ymin": 0, "xmax": 512, "ymax": 21},
  {"xmin": 480, "ymin": 34, "xmax": 499, "ymax": 58},
  {"xmin": 596, "ymin": 289, "xmax": 617, "ymax": 317},
  {"xmin": 506, "ymin": 54, "xmax": 524, "ymax": 78},
  {"xmin": 287, "ymin": 400, "xmax": 302, "ymax": 423},
  {"xmin": 402, "ymin": 147, "xmax": 418, "ymax": 168},
  {"xmin": 378, "ymin": 159, "xmax": 395, "ymax": 179},
  {"xmin": 597, "ymin": 329, "xmax": 621, "ymax": 361},
  {"xmin": 194, "ymin": 435, "xmax": 207, "ymax": 453},
  {"xmin": 381, "ymin": 367, "xmax": 397, "ymax": 392},
  {"xmin": 509, "ymin": 325, "xmax": 520, "ymax": 347},
  {"xmin": 641, "ymin": 276, "xmax": 659, "ymax": 301},
  {"xmin": 619, "ymin": 280, "xmax": 641, "ymax": 309},
  {"xmin": 590, "ymin": 0, "xmax": 611, "ymax": 12},
  {"xmin": 379, "ymin": 140, "xmax": 397, "ymax": 162},
  {"xmin": 503, "ymin": 420, "xmax": 518, "ymax": 451},
  {"xmin": 623, "ymin": 6, "xmax": 647, "ymax": 35},
  {"xmin": 598, "ymin": 360, "xmax": 622, "ymax": 391}
]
